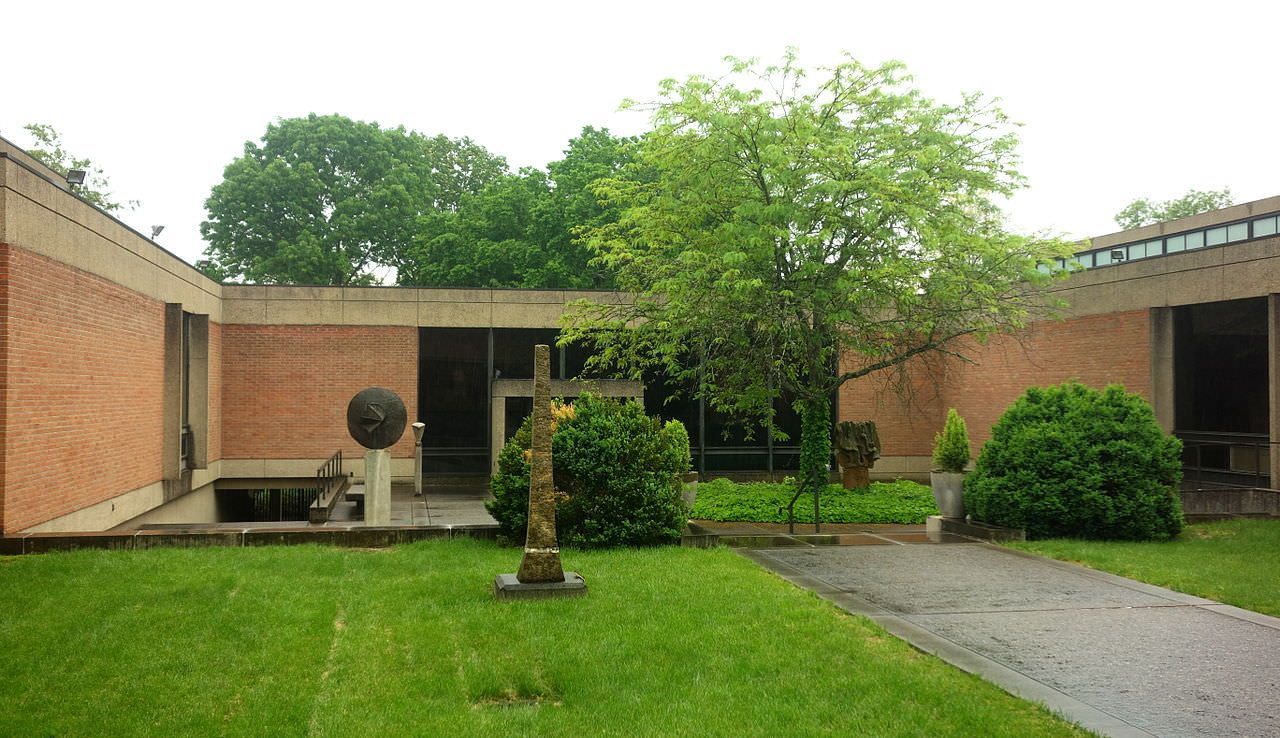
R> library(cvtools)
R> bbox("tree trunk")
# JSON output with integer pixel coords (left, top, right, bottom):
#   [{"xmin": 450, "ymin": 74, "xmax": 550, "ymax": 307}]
[{"xmin": 797, "ymin": 395, "xmax": 831, "ymax": 532}]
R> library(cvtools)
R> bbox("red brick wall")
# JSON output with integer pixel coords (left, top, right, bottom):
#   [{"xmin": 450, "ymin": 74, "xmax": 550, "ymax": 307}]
[
  {"xmin": 0, "ymin": 245, "xmax": 9, "ymax": 531},
  {"xmin": 839, "ymin": 355, "xmax": 944, "ymax": 457},
  {"xmin": 1, "ymin": 245, "xmax": 167, "ymax": 532},
  {"xmin": 944, "ymin": 310, "xmax": 1152, "ymax": 450},
  {"xmin": 220, "ymin": 325, "xmax": 418, "ymax": 460},
  {"xmin": 208, "ymin": 321, "xmax": 222, "ymax": 463},
  {"xmin": 838, "ymin": 310, "xmax": 1153, "ymax": 459}
]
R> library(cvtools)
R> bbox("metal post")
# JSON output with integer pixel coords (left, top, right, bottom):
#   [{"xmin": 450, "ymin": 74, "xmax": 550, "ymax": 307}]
[{"xmin": 412, "ymin": 422, "xmax": 426, "ymax": 496}]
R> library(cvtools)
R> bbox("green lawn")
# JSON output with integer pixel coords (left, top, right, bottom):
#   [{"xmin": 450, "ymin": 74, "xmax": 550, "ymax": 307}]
[
  {"xmin": 691, "ymin": 478, "xmax": 938, "ymax": 524},
  {"xmin": 0, "ymin": 540, "xmax": 1088, "ymax": 737},
  {"xmin": 1011, "ymin": 519, "xmax": 1280, "ymax": 617}
]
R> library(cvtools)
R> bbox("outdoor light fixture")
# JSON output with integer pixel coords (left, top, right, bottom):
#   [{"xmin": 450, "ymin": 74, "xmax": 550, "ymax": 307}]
[
  {"xmin": 65, "ymin": 169, "xmax": 86, "ymax": 185},
  {"xmin": 1110, "ymin": 249, "xmax": 1126, "ymax": 262},
  {"xmin": 150, "ymin": 225, "xmax": 165, "ymax": 239}
]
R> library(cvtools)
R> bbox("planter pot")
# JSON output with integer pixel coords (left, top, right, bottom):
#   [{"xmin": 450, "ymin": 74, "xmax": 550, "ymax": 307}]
[{"xmin": 930, "ymin": 471, "xmax": 966, "ymax": 519}]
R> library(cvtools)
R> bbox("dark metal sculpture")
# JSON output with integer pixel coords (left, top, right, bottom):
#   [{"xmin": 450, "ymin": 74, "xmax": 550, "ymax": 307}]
[{"xmin": 346, "ymin": 387, "xmax": 408, "ymax": 450}]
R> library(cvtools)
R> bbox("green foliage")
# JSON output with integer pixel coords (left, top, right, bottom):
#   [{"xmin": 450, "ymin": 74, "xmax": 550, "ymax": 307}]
[
  {"xmin": 966, "ymin": 382, "xmax": 1184, "ymax": 541},
  {"xmin": 198, "ymin": 113, "xmax": 507, "ymax": 285},
  {"xmin": 1114, "ymin": 188, "xmax": 1233, "ymax": 230},
  {"xmin": 563, "ymin": 51, "xmax": 1073, "ymax": 513},
  {"xmin": 399, "ymin": 126, "xmax": 631, "ymax": 289},
  {"xmin": 932, "ymin": 408, "xmax": 971, "ymax": 472},
  {"xmin": 22, "ymin": 123, "xmax": 135, "ymax": 213},
  {"xmin": 691, "ymin": 478, "xmax": 937, "ymax": 524},
  {"xmin": 486, "ymin": 393, "xmax": 691, "ymax": 547}
]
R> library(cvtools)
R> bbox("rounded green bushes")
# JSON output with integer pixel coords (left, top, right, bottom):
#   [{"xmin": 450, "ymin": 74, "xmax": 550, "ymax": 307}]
[
  {"xmin": 965, "ymin": 382, "xmax": 1184, "ymax": 541},
  {"xmin": 486, "ymin": 393, "xmax": 692, "ymax": 547}
]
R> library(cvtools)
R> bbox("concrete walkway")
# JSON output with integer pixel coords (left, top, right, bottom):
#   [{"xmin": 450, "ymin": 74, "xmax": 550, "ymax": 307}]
[{"xmin": 743, "ymin": 541, "xmax": 1280, "ymax": 738}]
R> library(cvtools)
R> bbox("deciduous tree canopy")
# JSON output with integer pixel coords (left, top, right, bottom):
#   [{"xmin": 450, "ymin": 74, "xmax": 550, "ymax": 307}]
[
  {"xmin": 1114, "ymin": 188, "xmax": 1233, "ymax": 231},
  {"xmin": 198, "ymin": 114, "xmax": 507, "ymax": 285},
  {"xmin": 563, "ymin": 52, "xmax": 1072, "ymax": 511},
  {"xmin": 397, "ymin": 126, "xmax": 632, "ymax": 289}
]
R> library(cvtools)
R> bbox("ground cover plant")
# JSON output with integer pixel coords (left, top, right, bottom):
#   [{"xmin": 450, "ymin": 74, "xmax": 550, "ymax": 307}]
[
  {"xmin": 0, "ymin": 540, "xmax": 1090, "ymax": 738},
  {"xmin": 691, "ymin": 478, "xmax": 938, "ymax": 524},
  {"xmin": 965, "ymin": 382, "xmax": 1184, "ymax": 540},
  {"xmin": 1012, "ymin": 519, "xmax": 1280, "ymax": 617},
  {"xmin": 488, "ymin": 394, "xmax": 690, "ymax": 547}
]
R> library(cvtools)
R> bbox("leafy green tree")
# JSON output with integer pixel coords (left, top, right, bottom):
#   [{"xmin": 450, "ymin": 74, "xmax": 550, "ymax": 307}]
[
  {"xmin": 198, "ymin": 114, "xmax": 506, "ymax": 285},
  {"xmin": 399, "ymin": 126, "xmax": 631, "ymax": 288},
  {"xmin": 22, "ymin": 123, "xmax": 135, "ymax": 213},
  {"xmin": 562, "ymin": 52, "xmax": 1072, "ymax": 516},
  {"xmin": 1114, "ymin": 188, "xmax": 1233, "ymax": 231}
]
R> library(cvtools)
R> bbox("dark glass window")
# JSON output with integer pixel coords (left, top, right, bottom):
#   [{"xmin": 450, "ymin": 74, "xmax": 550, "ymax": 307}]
[
  {"xmin": 493, "ymin": 328, "xmax": 559, "ymax": 379},
  {"xmin": 419, "ymin": 328, "xmax": 489, "ymax": 473},
  {"xmin": 1173, "ymin": 298, "xmax": 1268, "ymax": 434}
]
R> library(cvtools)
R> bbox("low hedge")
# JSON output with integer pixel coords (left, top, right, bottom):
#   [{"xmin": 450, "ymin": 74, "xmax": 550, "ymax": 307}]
[{"xmin": 690, "ymin": 478, "xmax": 937, "ymax": 524}]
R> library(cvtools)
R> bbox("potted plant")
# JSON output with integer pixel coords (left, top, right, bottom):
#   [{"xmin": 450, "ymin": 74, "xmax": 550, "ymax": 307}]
[{"xmin": 930, "ymin": 408, "xmax": 970, "ymax": 518}]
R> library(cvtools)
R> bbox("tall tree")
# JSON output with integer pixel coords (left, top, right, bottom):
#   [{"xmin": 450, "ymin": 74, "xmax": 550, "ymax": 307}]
[
  {"xmin": 22, "ymin": 123, "xmax": 135, "ymax": 213},
  {"xmin": 198, "ymin": 114, "xmax": 506, "ymax": 285},
  {"xmin": 1114, "ymin": 188, "xmax": 1233, "ymax": 231},
  {"xmin": 562, "ymin": 53, "xmax": 1072, "ymax": 515},
  {"xmin": 399, "ymin": 126, "xmax": 632, "ymax": 289}
]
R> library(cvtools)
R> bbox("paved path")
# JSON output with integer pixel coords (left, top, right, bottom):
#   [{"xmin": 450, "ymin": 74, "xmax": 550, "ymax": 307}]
[{"xmin": 743, "ymin": 542, "xmax": 1280, "ymax": 738}]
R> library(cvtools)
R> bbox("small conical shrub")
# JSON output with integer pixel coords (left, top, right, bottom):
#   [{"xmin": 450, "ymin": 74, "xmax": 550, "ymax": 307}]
[{"xmin": 932, "ymin": 408, "xmax": 970, "ymax": 473}]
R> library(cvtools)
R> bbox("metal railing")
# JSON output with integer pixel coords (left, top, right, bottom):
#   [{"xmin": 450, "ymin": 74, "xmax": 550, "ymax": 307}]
[
  {"xmin": 1176, "ymin": 431, "xmax": 1274, "ymax": 490},
  {"xmin": 316, "ymin": 450, "xmax": 345, "ymax": 503}
]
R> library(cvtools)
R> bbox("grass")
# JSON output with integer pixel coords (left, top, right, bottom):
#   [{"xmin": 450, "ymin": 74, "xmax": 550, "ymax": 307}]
[
  {"xmin": 1010, "ymin": 518, "xmax": 1280, "ymax": 617},
  {"xmin": 0, "ymin": 539, "xmax": 1089, "ymax": 737},
  {"xmin": 691, "ymin": 478, "xmax": 938, "ymax": 524}
]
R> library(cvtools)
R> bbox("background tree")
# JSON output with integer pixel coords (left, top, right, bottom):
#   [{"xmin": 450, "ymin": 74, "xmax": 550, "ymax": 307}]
[
  {"xmin": 399, "ymin": 126, "xmax": 631, "ymax": 288},
  {"xmin": 563, "ymin": 53, "xmax": 1072, "ymax": 515},
  {"xmin": 198, "ymin": 114, "xmax": 506, "ymax": 285},
  {"xmin": 1114, "ymin": 188, "xmax": 1233, "ymax": 231},
  {"xmin": 22, "ymin": 123, "xmax": 135, "ymax": 213}
]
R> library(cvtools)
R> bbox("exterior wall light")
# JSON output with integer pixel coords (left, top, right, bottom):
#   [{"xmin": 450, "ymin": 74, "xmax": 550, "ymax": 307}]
[{"xmin": 65, "ymin": 169, "xmax": 87, "ymax": 185}]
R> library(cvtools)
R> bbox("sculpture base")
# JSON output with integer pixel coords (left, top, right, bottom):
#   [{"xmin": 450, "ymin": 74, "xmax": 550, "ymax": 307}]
[
  {"xmin": 493, "ymin": 572, "xmax": 588, "ymax": 600},
  {"xmin": 364, "ymin": 449, "xmax": 391, "ymax": 526}
]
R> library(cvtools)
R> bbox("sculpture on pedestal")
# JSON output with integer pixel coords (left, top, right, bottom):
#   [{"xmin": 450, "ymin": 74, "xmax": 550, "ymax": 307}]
[{"xmin": 346, "ymin": 387, "xmax": 407, "ymax": 526}]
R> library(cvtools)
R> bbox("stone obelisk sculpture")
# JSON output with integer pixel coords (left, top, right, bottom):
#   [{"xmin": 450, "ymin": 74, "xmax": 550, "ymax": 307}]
[
  {"xmin": 517, "ymin": 344, "xmax": 565, "ymax": 582},
  {"xmin": 494, "ymin": 344, "xmax": 586, "ymax": 599}
]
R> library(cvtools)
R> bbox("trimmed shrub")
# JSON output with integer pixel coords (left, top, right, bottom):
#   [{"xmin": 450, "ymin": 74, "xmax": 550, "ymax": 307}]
[
  {"xmin": 487, "ymin": 393, "xmax": 691, "ymax": 547},
  {"xmin": 965, "ymin": 382, "xmax": 1184, "ymax": 541},
  {"xmin": 690, "ymin": 479, "xmax": 937, "ymax": 524},
  {"xmin": 932, "ymin": 408, "xmax": 971, "ymax": 472}
]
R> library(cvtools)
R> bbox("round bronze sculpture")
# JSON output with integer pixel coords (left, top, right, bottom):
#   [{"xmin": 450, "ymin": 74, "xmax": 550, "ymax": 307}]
[{"xmin": 346, "ymin": 387, "xmax": 408, "ymax": 450}]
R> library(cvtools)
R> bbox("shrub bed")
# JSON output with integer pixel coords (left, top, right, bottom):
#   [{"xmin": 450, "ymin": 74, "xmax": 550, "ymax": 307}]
[
  {"xmin": 487, "ymin": 393, "xmax": 691, "ymax": 547},
  {"xmin": 965, "ymin": 382, "xmax": 1184, "ymax": 541},
  {"xmin": 690, "ymin": 478, "xmax": 937, "ymax": 524}
]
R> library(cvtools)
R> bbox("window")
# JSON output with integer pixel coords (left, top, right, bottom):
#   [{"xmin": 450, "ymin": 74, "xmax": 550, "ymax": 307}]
[
  {"xmin": 1252, "ymin": 216, "xmax": 1277, "ymax": 238},
  {"xmin": 1205, "ymin": 226, "xmax": 1228, "ymax": 246},
  {"xmin": 1186, "ymin": 230, "xmax": 1205, "ymax": 249},
  {"xmin": 1227, "ymin": 222, "xmax": 1249, "ymax": 242},
  {"xmin": 1167, "ymin": 234, "xmax": 1186, "ymax": 253}
]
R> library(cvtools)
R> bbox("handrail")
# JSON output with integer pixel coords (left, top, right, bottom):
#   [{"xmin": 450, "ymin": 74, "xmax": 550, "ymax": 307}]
[
  {"xmin": 315, "ymin": 450, "xmax": 345, "ymax": 502},
  {"xmin": 1176, "ymin": 435, "xmax": 1273, "ymax": 490}
]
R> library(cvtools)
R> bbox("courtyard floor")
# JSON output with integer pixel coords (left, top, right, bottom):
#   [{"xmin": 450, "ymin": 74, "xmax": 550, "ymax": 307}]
[{"xmin": 746, "ymin": 541, "xmax": 1280, "ymax": 738}]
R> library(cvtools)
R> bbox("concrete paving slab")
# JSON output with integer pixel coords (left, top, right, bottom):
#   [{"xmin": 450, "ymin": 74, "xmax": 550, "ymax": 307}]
[{"xmin": 748, "ymin": 542, "xmax": 1280, "ymax": 738}]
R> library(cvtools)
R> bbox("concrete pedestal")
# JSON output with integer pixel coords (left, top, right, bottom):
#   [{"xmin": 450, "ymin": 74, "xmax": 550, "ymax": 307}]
[
  {"xmin": 364, "ymin": 448, "xmax": 391, "ymax": 526},
  {"xmin": 494, "ymin": 572, "xmax": 588, "ymax": 600}
]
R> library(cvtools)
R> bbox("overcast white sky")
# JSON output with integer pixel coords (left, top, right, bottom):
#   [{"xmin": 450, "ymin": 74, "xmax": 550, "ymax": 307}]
[{"xmin": 3, "ymin": 0, "xmax": 1276, "ymax": 268}]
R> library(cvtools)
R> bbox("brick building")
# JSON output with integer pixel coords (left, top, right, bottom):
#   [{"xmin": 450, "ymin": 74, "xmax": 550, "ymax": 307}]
[{"xmin": 1, "ymin": 135, "xmax": 1277, "ymax": 533}]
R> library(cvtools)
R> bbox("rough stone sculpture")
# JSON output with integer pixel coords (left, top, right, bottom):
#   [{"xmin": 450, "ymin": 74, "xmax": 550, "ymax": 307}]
[
  {"xmin": 834, "ymin": 420, "xmax": 881, "ymax": 489},
  {"xmin": 516, "ymin": 345, "xmax": 566, "ymax": 583},
  {"xmin": 346, "ymin": 387, "xmax": 408, "ymax": 450}
]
